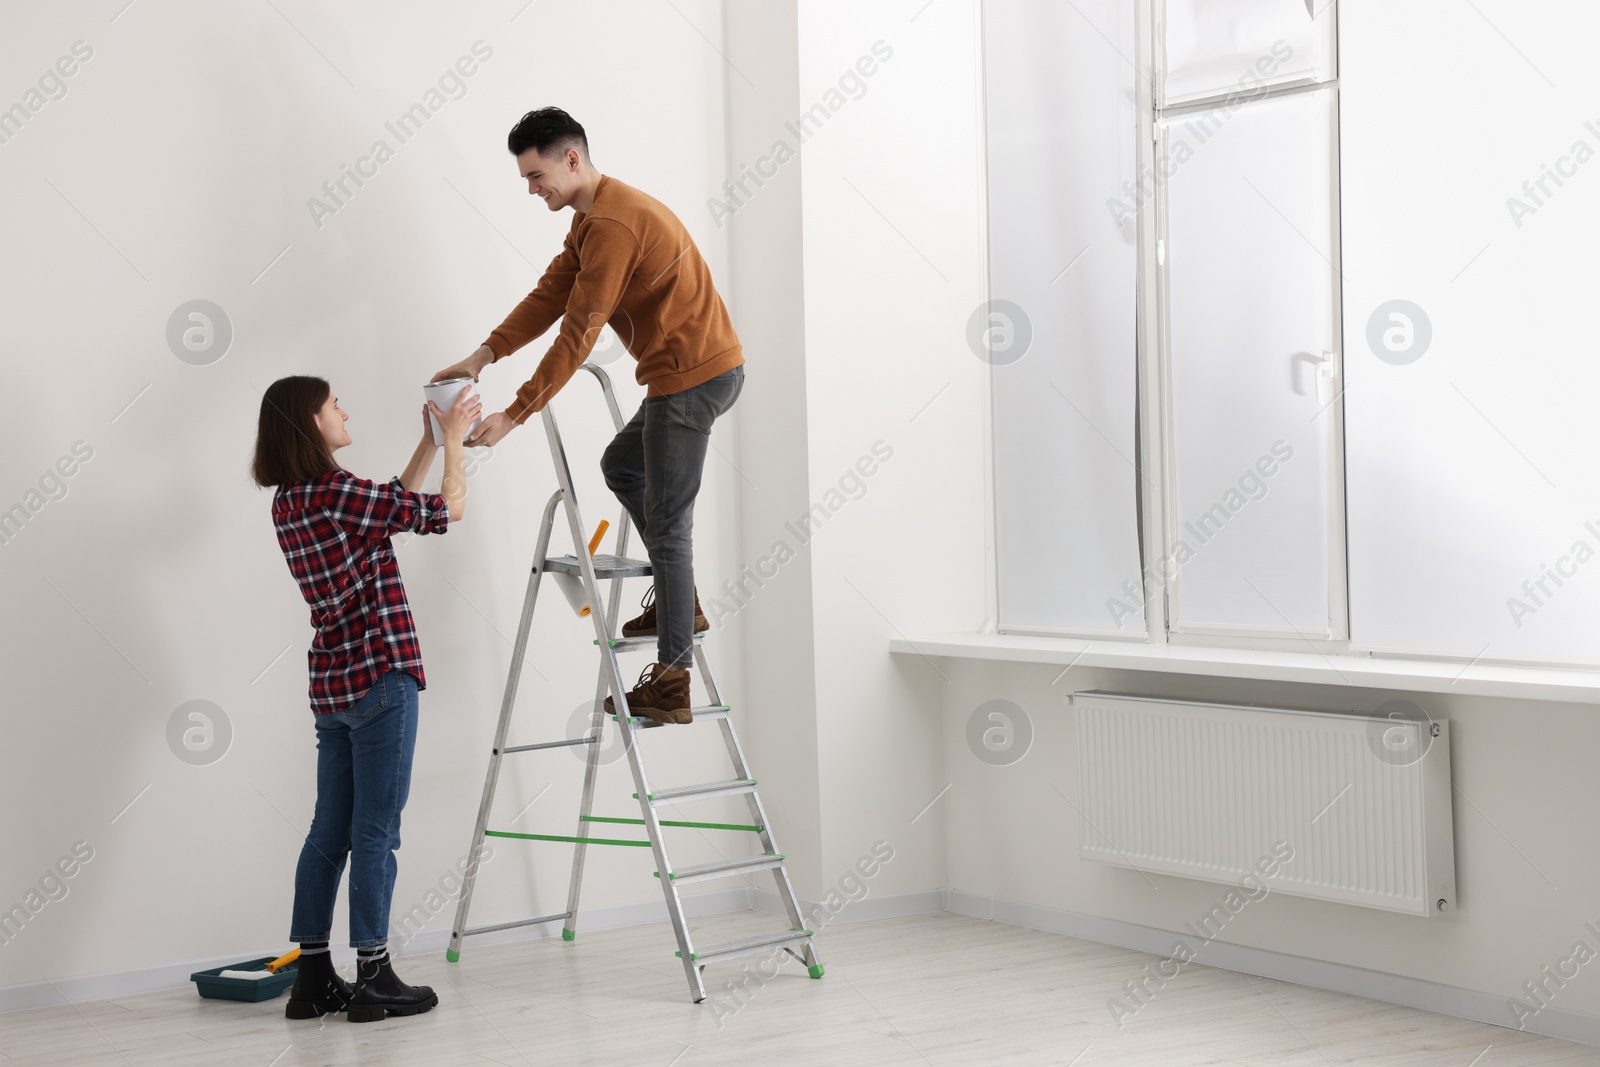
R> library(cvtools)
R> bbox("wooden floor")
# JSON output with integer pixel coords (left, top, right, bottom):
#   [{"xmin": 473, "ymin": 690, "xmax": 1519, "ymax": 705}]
[{"xmin": 3, "ymin": 911, "xmax": 1598, "ymax": 1066}]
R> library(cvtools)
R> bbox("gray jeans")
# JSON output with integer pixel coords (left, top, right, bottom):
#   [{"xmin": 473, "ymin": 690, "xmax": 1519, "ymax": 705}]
[{"xmin": 600, "ymin": 365, "xmax": 744, "ymax": 669}]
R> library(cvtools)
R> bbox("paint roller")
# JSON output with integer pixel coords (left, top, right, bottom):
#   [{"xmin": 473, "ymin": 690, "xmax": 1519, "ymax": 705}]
[{"xmin": 552, "ymin": 520, "xmax": 610, "ymax": 617}]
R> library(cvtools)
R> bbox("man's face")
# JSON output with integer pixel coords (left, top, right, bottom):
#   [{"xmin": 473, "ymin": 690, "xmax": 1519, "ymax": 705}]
[{"xmin": 519, "ymin": 145, "xmax": 579, "ymax": 210}]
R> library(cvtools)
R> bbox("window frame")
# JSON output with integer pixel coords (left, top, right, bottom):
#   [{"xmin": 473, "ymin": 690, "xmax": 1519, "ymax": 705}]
[{"xmin": 1137, "ymin": 0, "xmax": 1354, "ymax": 656}]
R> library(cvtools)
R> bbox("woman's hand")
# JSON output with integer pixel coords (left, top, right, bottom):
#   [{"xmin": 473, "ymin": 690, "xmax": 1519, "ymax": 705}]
[{"xmin": 430, "ymin": 388, "xmax": 483, "ymax": 445}]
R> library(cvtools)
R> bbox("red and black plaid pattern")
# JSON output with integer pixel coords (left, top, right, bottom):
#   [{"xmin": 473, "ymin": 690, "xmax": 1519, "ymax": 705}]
[{"xmin": 271, "ymin": 468, "xmax": 450, "ymax": 714}]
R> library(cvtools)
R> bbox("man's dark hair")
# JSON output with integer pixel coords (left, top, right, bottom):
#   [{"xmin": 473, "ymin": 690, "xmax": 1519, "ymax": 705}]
[
  {"xmin": 251, "ymin": 375, "xmax": 340, "ymax": 487},
  {"xmin": 507, "ymin": 107, "xmax": 588, "ymax": 161}
]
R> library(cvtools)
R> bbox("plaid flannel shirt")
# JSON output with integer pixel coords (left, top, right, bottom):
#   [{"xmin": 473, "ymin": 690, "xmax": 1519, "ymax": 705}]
[{"xmin": 271, "ymin": 468, "xmax": 450, "ymax": 714}]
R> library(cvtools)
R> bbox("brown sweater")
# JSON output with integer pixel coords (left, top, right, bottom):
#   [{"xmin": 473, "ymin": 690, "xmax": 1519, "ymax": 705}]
[{"xmin": 483, "ymin": 174, "xmax": 744, "ymax": 424}]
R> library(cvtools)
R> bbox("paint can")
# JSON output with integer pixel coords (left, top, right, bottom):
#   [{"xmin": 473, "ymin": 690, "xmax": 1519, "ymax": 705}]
[{"xmin": 423, "ymin": 376, "xmax": 486, "ymax": 445}]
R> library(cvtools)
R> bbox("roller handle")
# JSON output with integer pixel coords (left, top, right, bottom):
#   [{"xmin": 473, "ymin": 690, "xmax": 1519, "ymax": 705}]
[
  {"xmin": 586, "ymin": 520, "xmax": 609, "ymax": 557},
  {"xmin": 265, "ymin": 948, "xmax": 299, "ymax": 973}
]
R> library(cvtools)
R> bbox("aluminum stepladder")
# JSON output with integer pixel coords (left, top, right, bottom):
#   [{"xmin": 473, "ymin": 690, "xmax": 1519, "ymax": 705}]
[{"xmin": 444, "ymin": 363, "xmax": 823, "ymax": 1003}]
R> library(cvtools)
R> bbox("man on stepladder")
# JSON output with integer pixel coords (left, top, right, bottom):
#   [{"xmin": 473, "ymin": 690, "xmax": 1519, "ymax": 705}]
[{"xmin": 432, "ymin": 107, "xmax": 744, "ymax": 726}]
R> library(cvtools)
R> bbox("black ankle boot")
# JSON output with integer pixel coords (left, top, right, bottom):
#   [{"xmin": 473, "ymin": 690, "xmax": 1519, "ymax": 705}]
[
  {"xmin": 284, "ymin": 951, "xmax": 354, "ymax": 1019},
  {"xmin": 346, "ymin": 953, "xmax": 438, "ymax": 1023}
]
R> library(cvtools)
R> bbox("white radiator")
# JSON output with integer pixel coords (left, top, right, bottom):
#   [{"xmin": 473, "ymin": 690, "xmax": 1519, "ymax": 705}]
[{"xmin": 1074, "ymin": 691, "xmax": 1456, "ymax": 917}]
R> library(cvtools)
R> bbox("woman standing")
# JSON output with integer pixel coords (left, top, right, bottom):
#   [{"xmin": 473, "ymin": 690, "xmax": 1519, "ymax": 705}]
[{"xmin": 251, "ymin": 376, "xmax": 479, "ymax": 1022}]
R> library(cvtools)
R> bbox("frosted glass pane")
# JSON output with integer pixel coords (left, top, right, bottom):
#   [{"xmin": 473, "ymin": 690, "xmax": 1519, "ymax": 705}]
[
  {"xmin": 984, "ymin": 0, "xmax": 1143, "ymax": 637},
  {"xmin": 1341, "ymin": 0, "xmax": 1600, "ymax": 665},
  {"xmin": 1162, "ymin": 89, "xmax": 1337, "ymax": 634},
  {"xmin": 1162, "ymin": 0, "xmax": 1333, "ymax": 105}
]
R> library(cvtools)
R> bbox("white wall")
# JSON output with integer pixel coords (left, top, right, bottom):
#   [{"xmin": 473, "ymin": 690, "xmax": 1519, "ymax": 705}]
[
  {"xmin": 0, "ymin": 0, "xmax": 747, "ymax": 994},
  {"xmin": 719, "ymin": 0, "xmax": 826, "ymax": 895},
  {"xmin": 718, "ymin": 0, "xmax": 991, "ymax": 904},
  {"xmin": 791, "ymin": 0, "xmax": 988, "ymax": 894}
]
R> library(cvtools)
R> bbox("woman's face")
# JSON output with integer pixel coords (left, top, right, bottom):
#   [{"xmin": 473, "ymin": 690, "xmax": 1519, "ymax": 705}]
[{"xmin": 314, "ymin": 390, "xmax": 352, "ymax": 451}]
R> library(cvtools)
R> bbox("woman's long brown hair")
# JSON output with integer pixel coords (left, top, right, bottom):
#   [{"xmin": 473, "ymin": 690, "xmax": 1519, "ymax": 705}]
[{"xmin": 251, "ymin": 376, "xmax": 340, "ymax": 488}]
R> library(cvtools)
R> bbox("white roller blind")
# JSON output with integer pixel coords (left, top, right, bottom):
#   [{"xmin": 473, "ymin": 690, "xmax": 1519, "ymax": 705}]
[
  {"xmin": 983, "ymin": 0, "xmax": 1144, "ymax": 637},
  {"xmin": 1341, "ymin": 0, "xmax": 1600, "ymax": 664}
]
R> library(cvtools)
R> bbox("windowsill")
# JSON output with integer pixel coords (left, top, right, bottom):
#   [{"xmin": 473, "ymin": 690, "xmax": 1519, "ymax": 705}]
[{"xmin": 888, "ymin": 632, "xmax": 1600, "ymax": 705}]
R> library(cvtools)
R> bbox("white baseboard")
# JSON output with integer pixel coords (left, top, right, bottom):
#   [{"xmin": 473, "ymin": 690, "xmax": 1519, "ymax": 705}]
[
  {"xmin": 945, "ymin": 890, "xmax": 1600, "ymax": 1050},
  {"xmin": 0, "ymin": 887, "xmax": 754, "ymax": 1015}
]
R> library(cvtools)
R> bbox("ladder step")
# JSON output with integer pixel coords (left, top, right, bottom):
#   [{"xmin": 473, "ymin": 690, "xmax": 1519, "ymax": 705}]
[
  {"xmin": 676, "ymin": 928, "xmax": 815, "ymax": 966},
  {"xmin": 638, "ymin": 778, "xmax": 757, "ymax": 805},
  {"xmin": 543, "ymin": 553, "xmax": 652, "ymax": 578},
  {"xmin": 612, "ymin": 705, "xmax": 729, "ymax": 728},
  {"xmin": 461, "ymin": 911, "xmax": 571, "ymax": 938},
  {"xmin": 503, "ymin": 737, "xmax": 595, "ymax": 754},
  {"xmin": 598, "ymin": 633, "xmax": 706, "ymax": 650},
  {"xmin": 582, "ymin": 815, "xmax": 763, "ymax": 833},
  {"xmin": 657, "ymin": 853, "xmax": 786, "ymax": 885}
]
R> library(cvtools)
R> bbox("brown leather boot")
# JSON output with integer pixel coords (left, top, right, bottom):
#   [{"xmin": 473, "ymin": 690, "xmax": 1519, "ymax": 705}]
[
  {"xmin": 604, "ymin": 662, "xmax": 692, "ymax": 724},
  {"xmin": 621, "ymin": 585, "xmax": 709, "ymax": 638}
]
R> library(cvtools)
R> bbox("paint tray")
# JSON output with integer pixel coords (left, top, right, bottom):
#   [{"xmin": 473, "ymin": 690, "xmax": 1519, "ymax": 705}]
[{"xmin": 189, "ymin": 956, "xmax": 298, "ymax": 1002}]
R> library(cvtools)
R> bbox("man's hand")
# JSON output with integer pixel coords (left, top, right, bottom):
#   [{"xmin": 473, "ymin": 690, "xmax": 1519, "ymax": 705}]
[
  {"xmin": 432, "ymin": 345, "xmax": 494, "ymax": 384},
  {"xmin": 467, "ymin": 411, "xmax": 517, "ymax": 448}
]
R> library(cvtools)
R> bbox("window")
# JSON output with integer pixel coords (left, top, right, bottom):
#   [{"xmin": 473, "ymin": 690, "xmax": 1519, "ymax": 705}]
[
  {"xmin": 1153, "ymin": 0, "xmax": 1345, "ymax": 642},
  {"xmin": 982, "ymin": 0, "xmax": 1144, "ymax": 638},
  {"xmin": 984, "ymin": 0, "xmax": 1600, "ymax": 671}
]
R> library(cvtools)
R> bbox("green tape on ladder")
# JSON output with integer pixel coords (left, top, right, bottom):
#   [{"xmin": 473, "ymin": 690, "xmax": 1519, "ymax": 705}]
[{"xmin": 485, "ymin": 830, "xmax": 650, "ymax": 847}]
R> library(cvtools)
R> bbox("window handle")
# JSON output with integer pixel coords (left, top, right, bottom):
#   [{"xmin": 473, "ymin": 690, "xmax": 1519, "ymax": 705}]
[
  {"xmin": 1317, "ymin": 350, "xmax": 1337, "ymax": 405},
  {"xmin": 1292, "ymin": 350, "xmax": 1339, "ymax": 403}
]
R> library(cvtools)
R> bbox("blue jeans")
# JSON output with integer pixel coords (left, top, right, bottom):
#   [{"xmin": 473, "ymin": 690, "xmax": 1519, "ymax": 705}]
[
  {"xmin": 601, "ymin": 365, "xmax": 744, "ymax": 668},
  {"xmin": 289, "ymin": 669, "xmax": 419, "ymax": 948}
]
